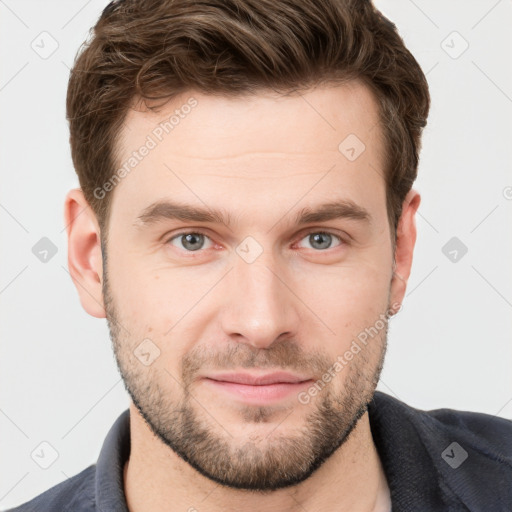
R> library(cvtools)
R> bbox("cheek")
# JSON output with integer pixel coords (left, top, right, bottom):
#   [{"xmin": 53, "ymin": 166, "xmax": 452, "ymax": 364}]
[
  {"xmin": 107, "ymin": 255, "xmax": 216, "ymax": 351},
  {"xmin": 106, "ymin": 256, "xmax": 170, "ymax": 333},
  {"xmin": 299, "ymin": 259, "xmax": 392, "ymax": 341},
  {"xmin": 106, "ymin": 266, "xmax": 191, "ymax": 376}
]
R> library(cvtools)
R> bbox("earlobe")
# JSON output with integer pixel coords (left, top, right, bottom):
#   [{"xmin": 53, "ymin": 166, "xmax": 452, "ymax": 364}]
[
  {"xmin": 390, "ymin": 189, "xmax": 421, "ymax": 312},
  {"xmin": 64, "ymin": 189, "xmax": 106, "ymax": 318}
]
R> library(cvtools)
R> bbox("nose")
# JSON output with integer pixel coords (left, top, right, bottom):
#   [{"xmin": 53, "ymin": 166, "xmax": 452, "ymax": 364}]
[{"xmin": 219, "ymin": 250, "xmax": 301, "ymax": 350}]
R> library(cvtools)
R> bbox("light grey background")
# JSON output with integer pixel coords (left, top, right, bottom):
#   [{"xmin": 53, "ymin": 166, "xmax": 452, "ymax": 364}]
[{"xmin": 1, "ymin": 0, "xmax": 511, "ymax": 508}]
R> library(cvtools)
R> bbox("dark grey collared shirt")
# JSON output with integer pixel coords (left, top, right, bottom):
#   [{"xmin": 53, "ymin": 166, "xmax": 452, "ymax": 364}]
[{"xmin": 5, "ymin": 391, "xmax": 512, "ymax": 512}]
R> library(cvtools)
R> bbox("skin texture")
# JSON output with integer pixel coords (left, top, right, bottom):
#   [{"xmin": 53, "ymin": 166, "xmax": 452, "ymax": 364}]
[{"xmin": 65, "ymin": 80, "xmax": 420, "ymax": 512}]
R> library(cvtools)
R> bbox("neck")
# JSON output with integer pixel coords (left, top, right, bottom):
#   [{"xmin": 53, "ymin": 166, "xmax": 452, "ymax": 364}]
[{"xmin": 123, "ymin": 403, "xmax": 391, "ymax": 512}]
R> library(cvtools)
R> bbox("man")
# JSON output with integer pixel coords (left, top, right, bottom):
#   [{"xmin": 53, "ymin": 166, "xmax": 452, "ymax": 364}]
[{"xmin": 7, "ymin": 0, "xmax": 512, "ymax": 511}]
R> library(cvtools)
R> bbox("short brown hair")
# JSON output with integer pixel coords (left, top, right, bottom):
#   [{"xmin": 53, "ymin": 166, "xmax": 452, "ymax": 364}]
[{"xmin": 66, "ymin": 0, "xmax": 430, "ymax": 240}]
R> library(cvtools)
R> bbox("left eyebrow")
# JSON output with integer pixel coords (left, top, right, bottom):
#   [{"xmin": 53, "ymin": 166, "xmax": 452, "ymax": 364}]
[
  {"xmin": 292, "ymin": 200, "xmax": 371, "ymax": 226},
  {"xmin": 135, "ymin": 198, "xmax": 371, "ymax": 228}
]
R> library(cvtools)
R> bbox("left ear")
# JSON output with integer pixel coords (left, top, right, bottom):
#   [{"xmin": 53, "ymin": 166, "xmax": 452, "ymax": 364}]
[{"xmin": 389, "ymin": 188, "xmax": 421, "ymax": 313}]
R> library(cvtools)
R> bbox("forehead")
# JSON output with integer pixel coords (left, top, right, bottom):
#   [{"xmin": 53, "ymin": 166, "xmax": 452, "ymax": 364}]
[
  {"xmin": 120, "ymin": 80, "xmax": 383, "ymax": 158},
  {"xmin": 110, "ymin": 81, "xmax": 387, "ymax": 230}
]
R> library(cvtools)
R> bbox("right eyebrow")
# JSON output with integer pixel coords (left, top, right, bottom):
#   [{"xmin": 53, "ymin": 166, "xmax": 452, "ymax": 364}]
[{"xmin": 135, "ymin": 200, "xmax": 233, "ymax": 226}]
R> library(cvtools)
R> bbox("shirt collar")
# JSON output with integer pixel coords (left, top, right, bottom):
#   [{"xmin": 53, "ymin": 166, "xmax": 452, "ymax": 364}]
[{"xmin": 95, "ymin": 408, "xmax": 131, "ymax": 512}]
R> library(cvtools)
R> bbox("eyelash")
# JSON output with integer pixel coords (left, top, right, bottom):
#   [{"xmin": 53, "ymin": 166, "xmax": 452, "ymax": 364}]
[{"xmin": 165, "ymin": 229, "xmax": 347, "ymax": 255}]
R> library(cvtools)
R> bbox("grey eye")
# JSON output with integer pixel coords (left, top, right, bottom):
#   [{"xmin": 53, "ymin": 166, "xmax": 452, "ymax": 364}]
[
  {"xmin": 169, "ymin": 232, "xmax": 213, "ymax": 252},
  {"xmin": 298, "ymin": 232, "xmax": 342, "ymax": 251}
]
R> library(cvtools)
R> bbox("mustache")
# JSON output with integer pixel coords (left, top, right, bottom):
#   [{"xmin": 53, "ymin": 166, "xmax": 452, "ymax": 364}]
[{"xmin": 181, "ymin": 341, "xmax": 331, "ymax": 382}]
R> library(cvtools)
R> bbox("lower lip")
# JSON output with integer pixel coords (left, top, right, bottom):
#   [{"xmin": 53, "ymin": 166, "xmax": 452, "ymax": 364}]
[{"xmin": 202, "ymin": 378, "xmax": 313, "ymax": 404}]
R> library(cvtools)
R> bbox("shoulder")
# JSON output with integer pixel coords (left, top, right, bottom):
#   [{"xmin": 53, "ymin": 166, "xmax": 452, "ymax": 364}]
[
  {"xmin": 373, "ymin": 390, "xmax": 512, "ymax": 451},
  {"xmin": 388, "ymin": 391, "xmax": 511, "ymax": 452},
  {"xmin": 427, "ymin": 402, "xmax": 512, "ymax": 448},
  {"xmin": 4, "ymin": 465, "xmax": 96, "ymax": 512},
  {"xmin": 370, "ymin": 390, "xmax": 512, "ymax": 503}
]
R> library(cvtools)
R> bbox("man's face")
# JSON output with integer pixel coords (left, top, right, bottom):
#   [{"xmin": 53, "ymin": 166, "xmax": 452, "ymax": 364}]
[{"xmin": 102, "ymin": 81, "xmax": 398, "ymax": 491}]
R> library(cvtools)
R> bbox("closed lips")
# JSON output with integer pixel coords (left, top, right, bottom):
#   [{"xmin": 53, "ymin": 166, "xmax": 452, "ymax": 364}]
[{"xmin": 204, "ymin": 372, "xmax": 312, "ymax": 386}]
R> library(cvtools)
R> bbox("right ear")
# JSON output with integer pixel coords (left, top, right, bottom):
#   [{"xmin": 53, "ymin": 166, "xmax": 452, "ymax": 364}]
[{"xmin": 64, "ymin": 188, "xmax": 106, "ymax": 318}]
